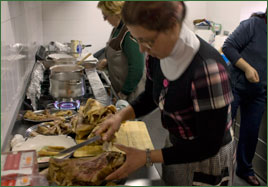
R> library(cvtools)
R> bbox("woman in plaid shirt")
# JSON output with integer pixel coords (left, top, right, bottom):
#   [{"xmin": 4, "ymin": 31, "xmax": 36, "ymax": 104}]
[{"xmin": 96, "ymin": 1, "xmax": 234, "ymax": 186}]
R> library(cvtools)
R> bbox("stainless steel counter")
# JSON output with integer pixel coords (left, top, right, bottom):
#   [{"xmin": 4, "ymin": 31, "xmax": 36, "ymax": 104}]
[
  {"xmin": 2, "ymin": 59, "xmax": 165, "ymax": 185},
  {"xmin": 125, "ymin": 165, "xmax": 165, "ymax": 186},
  {"xmin": 5, "ymin": 115, "xmax": 165, "ymax": 186}
]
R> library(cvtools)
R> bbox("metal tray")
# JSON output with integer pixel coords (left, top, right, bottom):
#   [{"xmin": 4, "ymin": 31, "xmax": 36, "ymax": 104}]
[
  {"xmin": 23, "ymin": 109, "xmax": 77, "ymax": 123},
  {"xmin": 25, "ymin": 122, "xmax": 72, "ymax": 138}
]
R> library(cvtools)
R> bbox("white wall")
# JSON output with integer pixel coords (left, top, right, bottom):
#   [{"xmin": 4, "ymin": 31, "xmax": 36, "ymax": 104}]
[
  {"xmin": 184, "ymin": 1, "xmax": 208, "ymax": 30},
  {"xmin": 239, "ymin": 1, "xmax": 267, "ymax": 21},
  {"xmin": 42, "ymin": 1, "xmax": 208, "ymax": 50},
  {"xmin": 41, "ymin": 1, "xmax": 266, "ymax": 53},
  {"xmin": 42, "ymin": 1, "xmax": 112, "ymax": 53},
  {"xmin": 1, "ymin": 1, "xmax": 43, "ymax": 147},
  {"xmin": 207, "ymin": 1, "xmax": 266, "ymax": 34}
]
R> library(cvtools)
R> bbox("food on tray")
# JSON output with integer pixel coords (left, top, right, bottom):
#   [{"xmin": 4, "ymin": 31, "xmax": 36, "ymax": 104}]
[
  {"xmin": 23, "ymin": 109, "xmax": 73, "ymax": 121},
  {"xmin": 53, "ymin": 110, "xmax": 73, "ymax": 117},
  {"xmin": 71, "ymin": 98, "xmax": 117, "ymax": 157},
  {"xmin": 72, "ymin": 98, "xmax": 117, "ymax": 140},
  {"xmin": 73, "ymin": 140, "xmax": 104, "ymax": 157},
  {"xmin": 24, "ymin": 110, "xmax": 49, "ymax": 121},
  {"xmin": 37, "ymin": 146, "xmax": 66, "ymax": 157},
  {"xmin": 48, "ymin": 151, "xmax": 125, "ymax": 186},
  {"xmin": 36, "ymin": 120, "xmax": 72, "ymax": 135}
]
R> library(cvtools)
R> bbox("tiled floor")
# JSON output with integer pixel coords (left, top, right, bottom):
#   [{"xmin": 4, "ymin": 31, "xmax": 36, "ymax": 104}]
[{"xmin": 140, "ymin": 109, "xmax": 267, "ymax": 186}]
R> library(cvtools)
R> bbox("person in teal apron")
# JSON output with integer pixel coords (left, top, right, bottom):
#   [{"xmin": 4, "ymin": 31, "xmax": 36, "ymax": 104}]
[{"xmin": 97, "ymin": 1, "xmax": 145, "ymax": 102}]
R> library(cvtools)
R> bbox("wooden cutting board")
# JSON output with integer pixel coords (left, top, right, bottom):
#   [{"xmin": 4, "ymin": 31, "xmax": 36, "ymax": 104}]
[
  {"xmin": 73, "ymin": 121, "xmax": 154, "ymax": 157},
  {"xmin": 112, "ymin": 121, "xmax": 154, "ymax": 152}
]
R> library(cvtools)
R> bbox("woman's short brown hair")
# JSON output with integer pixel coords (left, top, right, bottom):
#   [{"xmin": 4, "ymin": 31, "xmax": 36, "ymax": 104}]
[
  {"xmin": 122, "ymin": 1, "xmax": 186, "ymax": 32},
  {"xmin": 97, "ymin": 1, "xmax": 125, "ymax": 17}
]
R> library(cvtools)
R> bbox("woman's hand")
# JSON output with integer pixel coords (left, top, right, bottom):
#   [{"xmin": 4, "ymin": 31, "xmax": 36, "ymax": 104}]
[
  {"xmin": 245, "ymin": 66, "xmax": 259, "ymax": 83},
  {"xmin": 117, "ymin": 92, "xmax": 128, "ymax": 100},
  {"xmin": 97, "ymin": 59, "xmax": 108, "ymax": 70},
  {"xmin": 235, "ymin": 58, "xmax": 260, "ymax": 83},
  {"xmin": 96, "ymin": 106, "xmax": 136, "ymax": 141},
  {"xmin": 95, "ymin": 114, "xmax": 122, "ymax": 141},
  {"xmin": 105, "ymin": 144, "xmax": 146, "ymax": 181}
]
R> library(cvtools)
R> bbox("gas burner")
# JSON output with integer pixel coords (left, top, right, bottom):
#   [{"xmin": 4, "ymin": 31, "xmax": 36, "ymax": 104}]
[{"xmin": 54, "ymin": 100, "xmax": 81, "ymax": 110}]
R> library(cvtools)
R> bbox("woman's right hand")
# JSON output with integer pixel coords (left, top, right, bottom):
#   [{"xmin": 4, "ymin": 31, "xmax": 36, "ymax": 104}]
[
  {"xmin": 235, "ymin": 58, "xmax": 260, "ymax": 83},
  {"xmin": 95, "ymin": 113, "xmax": 122, "ymax": 141},
  {"xmin": 245, "ymin": 66, "xmax": 259, "ymax": 83},
  {"xmin": 97, "ymin": 59, "xmax": 108, "ymax": 70}
]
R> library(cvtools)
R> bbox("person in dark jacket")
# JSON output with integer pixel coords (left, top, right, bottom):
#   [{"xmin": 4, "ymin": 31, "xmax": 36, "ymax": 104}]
[
  {"xmin": 222, "ymin": 10, "xmax": 267, "ymax": 186},
  {"xmin": 96, "ymin": 2, "xmax": 235, "ymax": 186}
]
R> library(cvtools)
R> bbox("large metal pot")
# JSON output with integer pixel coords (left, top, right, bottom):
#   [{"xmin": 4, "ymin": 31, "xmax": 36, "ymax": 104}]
[
  {"xmin": 50, "ymin": 64, "xmax": 85, "ymax": 75},
  {"xmin": 49, "ymin": 72, "xmax": 85, "ymax": 99}
]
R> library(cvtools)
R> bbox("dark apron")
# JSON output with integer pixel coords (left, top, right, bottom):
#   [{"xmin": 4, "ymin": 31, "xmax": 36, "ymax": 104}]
[{"xmin": 105, "ymin": 24, "xmax": 145, "ymax": 102}]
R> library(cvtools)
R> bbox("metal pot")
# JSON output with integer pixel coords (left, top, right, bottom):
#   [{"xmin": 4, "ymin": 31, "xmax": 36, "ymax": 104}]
[
  {"xmin": 49, "ymin": 72, "xmax": 85, "ymax": 99},
  {"xmin": 50, "ymin": 64, "xmax": 85, "ymax": 75}
]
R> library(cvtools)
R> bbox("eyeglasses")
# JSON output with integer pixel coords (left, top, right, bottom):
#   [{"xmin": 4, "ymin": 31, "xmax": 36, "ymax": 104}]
[{"xmin": 130, "ymin": 32, "xmax": 160, "ymax": 49}]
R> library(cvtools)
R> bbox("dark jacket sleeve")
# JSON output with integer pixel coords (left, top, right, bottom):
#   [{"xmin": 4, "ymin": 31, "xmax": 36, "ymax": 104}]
[
  {"xmin": 162, "ymin": 105, "xmax": 229, "ymax": 165},
  {"xmin": 130, "ymin": 58, "xmax": 158, "ymax": 117},
  {"xmin": 222, "ymin": 18, "xmax": 254, "ymax": 65},
  {"xmin": 130, "ymin": 77, "xmax": 158, "ymax": 118}
]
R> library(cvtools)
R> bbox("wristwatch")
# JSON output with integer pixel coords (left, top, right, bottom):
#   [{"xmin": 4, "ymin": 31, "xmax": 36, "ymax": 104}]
[{"xmin": 145, "ymin": 148, "xmax": 153, "ymax": 167}]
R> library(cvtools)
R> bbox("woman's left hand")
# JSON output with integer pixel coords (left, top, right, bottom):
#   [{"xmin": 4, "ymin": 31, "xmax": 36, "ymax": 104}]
[
  {"xmin": 118, "ymin": 92, "xmax": 128, "ymax": 100},
  {"xmin": 105, "ymin": 144, "xmax": 146, "ymax": 181}
]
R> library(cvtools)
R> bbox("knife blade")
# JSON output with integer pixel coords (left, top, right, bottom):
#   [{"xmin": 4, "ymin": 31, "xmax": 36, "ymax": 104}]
[{"xmin": 57, "ymin": 135, "xmax": 102, "ymax": 156}]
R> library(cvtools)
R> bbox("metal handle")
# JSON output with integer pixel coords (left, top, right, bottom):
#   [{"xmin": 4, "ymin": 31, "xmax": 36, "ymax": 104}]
[
  {"xmin": 99, "ymin": 71, "xmax": 119, "ymax": 100},
  {"xmin": 77, "ymin": 53, "xmax": 92, "ymax": 65}
]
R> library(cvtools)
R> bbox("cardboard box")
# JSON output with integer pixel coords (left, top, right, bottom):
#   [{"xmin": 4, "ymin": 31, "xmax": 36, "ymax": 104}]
[{"xmin": 1, "ymin": 150, "xmax": 40, "ymax": 186}]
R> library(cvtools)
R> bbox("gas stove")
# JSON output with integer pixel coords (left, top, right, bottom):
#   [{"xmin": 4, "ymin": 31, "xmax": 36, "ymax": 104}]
[
  {"xmin": 37, "ymin": 69, "xmax": 93, "ymax": 110},
  {"xmin": 24, "ymin": 66, "xmax": 113, "ymax": 111}
]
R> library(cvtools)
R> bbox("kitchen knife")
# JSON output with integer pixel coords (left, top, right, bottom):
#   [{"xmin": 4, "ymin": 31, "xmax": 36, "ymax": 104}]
[{"xmin": 56, "ymin": 135, "xmax": 101, "ymax": 156}]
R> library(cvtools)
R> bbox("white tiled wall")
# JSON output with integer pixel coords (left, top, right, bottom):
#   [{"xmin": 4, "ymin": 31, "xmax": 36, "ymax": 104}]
[{"xmin": 1, "ymin": 1, "xmax": 43, "ymax": 147}]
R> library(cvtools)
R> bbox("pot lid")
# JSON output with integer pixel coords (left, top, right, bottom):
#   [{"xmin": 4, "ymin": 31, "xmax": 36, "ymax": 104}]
[
  {"xmin": 48, "ymin": 53, "xmax": 74, "ymax": 60},
  {"xmin": 50, "ymin": 64, "xmax": 84, "ymax": 73}
]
